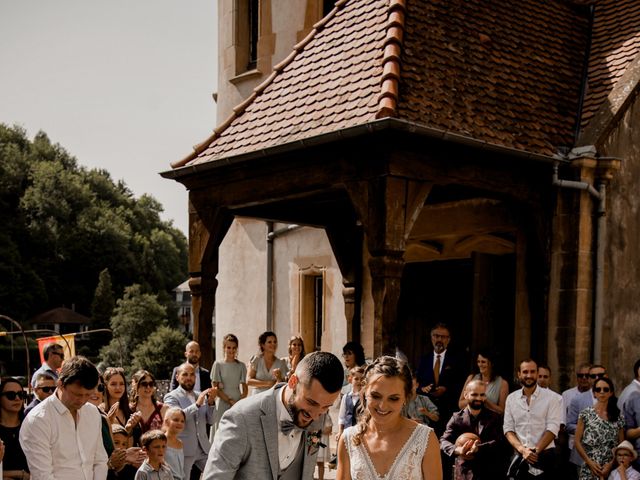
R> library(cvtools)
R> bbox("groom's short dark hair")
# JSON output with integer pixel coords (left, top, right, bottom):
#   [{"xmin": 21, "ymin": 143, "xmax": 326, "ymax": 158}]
[{"xmin": 296, "ymin": 351, "xmax": 343, "ymax": 393}]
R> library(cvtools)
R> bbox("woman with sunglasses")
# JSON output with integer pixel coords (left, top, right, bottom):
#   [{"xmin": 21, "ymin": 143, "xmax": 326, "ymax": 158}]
[
  {"xmin": 100, "ymin": 367, "xmax": 134, "ymax": 428},
  {"xmin": 127, "ymin": 370, "xmax": 168, "ymax": 446},
  {"xmin": 0, "ymin": 377, "xmax": 29, "ymax": 479},
  {"xmin": 575, "ymin": 377, "xmax": 625, "ymax": 480}
]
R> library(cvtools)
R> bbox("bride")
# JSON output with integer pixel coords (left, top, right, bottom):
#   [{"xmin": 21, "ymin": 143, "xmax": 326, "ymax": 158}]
[{"xmin": 336, "ymin": 356, "xmax": 442, "ymax": 479}]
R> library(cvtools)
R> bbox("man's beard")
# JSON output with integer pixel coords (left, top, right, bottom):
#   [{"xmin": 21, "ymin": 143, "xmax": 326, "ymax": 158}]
[
  {"xmin": 181, "ymin": 382, "xmax": 195, "ymax": 392},
  {"xmin": 287, "ymin": 388, "xmax": 312, "ymax": 428},
  {"xmin": 469, "ymin": 400, "xmax": 484, "ymax": 411},
  {"xmin": 187, "ymin": 357, "xmax": 198, "ymax": 365},
  {"xmin": 521, "ymin": 378, "xmax": 536, "ymax": 388}
]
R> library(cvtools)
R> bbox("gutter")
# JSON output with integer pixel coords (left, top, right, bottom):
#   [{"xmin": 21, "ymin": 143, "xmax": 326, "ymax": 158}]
[
  {"xmin": 160, "ymin": 118, "xmax": 565, "ymax": 181},
  {"xmin": 552, "ymin": 156, "xmax": 611, "ymax": 364}
]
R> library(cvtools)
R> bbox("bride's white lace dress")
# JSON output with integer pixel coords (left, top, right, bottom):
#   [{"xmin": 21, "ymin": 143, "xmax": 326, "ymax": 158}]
[{"xmin": 343, "ymin": 423, "xmax": 431, "ymax": 479}]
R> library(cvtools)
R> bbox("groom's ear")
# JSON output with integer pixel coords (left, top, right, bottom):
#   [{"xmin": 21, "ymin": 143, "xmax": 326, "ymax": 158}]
[{"xmin": 288, "ymin": 374, "xmax": 299, "ymax": 390}]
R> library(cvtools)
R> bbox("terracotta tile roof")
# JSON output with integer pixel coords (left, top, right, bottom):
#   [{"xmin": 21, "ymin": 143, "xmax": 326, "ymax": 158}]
[
  {"xmin": 579, "ymin": 0, "xmax": 640, "ymax": 140},
  {"xmin": 175, "ymin": 0, "xmax": 591, "ymax": 168},
  {"xmin": 397, "ymin": 0, "xmax": 590, "ymax": 157}
]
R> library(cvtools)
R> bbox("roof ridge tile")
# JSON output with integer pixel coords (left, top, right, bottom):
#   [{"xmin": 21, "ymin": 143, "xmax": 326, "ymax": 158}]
[{"xmin": 376, "ymin": 0, "xmax": 407, "ymax": 119}]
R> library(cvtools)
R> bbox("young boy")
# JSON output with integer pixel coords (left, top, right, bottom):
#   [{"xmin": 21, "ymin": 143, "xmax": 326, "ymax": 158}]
[
  {"xmin": 404, "ymin": 374, "xmax": 439, "ymax": 425},
  {"xmin": 337, "ymin": 366, "xmax": 365, "ymax": 439},
  {"xmin": 110, "ymin": 425, "xmax": 139, "ymax": 480},
  {"xmin": 609, "ymin": 440, "xmax": 640, "ymax": 480},
  {"xmin": 135, "ymin": 430, "xmax": 173, "ymax": 480}
]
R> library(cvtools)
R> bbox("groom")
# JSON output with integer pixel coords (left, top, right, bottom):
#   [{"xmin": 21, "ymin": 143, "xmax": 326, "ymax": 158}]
[{"xmin": 202, "ymin": 351, "xmax": 344, "ymax": 480}]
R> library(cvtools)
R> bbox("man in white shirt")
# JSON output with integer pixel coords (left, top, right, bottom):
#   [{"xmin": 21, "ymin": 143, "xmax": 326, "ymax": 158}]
[
  {"xmin": 504, "ymin": 359, "xmax": 563, "ymax": 479},
  {"xmin": 20, "ymin": 355, "xmax": 108, "ymax": 480}
]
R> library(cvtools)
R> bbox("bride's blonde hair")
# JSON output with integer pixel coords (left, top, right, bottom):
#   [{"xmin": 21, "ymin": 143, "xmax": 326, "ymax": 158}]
[{"xmin": 352, "ymin": 356, "xmax": 412, "ymax": 446}]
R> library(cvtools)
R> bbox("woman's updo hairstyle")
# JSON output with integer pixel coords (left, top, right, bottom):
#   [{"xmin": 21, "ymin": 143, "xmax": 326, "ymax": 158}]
[{"xmin": 352, "ymin": 356, "xmax": 412, "ymax": 446}]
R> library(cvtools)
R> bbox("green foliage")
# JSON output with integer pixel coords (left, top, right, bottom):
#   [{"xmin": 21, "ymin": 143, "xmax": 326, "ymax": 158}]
[
  {"xmin": 100, "ymin": 285, "xmax": 168, "ymax": 368},
  {"xmin": 130, "ymin": 326, "xmax": 189, "ymax": 379},
  {"xmin": 0, "ymin": 124, "xmax": 188, "ymax": 321},
  {"xmin": 91, "ymin": 268, "xmax": 115, "ymax": 331}
]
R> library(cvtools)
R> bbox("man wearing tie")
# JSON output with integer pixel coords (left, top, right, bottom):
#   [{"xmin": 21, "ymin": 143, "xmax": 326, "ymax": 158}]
[{"xmin": 417, "ymin": 323, "xmax": 463, "ymax": 436}]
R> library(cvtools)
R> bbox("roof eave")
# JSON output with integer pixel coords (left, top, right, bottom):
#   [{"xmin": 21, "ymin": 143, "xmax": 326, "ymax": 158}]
[{"xmin": 160, "ymin": 118, "xmax": 567, "ymax": 181}]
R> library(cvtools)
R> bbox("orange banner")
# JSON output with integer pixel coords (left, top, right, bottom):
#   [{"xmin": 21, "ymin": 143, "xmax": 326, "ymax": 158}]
[{"xmin": 36, "ymin": 334, "xmax": 75, "ymax": 365}]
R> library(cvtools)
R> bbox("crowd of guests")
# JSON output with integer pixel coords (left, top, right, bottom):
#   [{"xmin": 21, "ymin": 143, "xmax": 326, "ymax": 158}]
[{"xmin": 3, "ymin": 325, "xmax": 640, "ymax": 480}]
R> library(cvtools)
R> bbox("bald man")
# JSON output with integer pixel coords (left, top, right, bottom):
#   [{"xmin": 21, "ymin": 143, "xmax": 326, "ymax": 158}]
[{"xmin": 170, "ymin": 341, "xmax": 212, "ymax": 392}]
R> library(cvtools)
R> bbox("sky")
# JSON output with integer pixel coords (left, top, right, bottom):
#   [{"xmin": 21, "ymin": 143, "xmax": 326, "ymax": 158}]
[{"xmin": 0, "ymin": 1, "xmax": 219, "ymax": 235}]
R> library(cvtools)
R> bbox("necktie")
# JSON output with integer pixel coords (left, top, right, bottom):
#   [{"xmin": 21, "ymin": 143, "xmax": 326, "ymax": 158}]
[
  {"xmin": 280, "ymin": 419, "xmax": 302, "ymax": 435},
  {"xmin": 434, "ymin": 354, "xmax": 441, "ymax": 386}
]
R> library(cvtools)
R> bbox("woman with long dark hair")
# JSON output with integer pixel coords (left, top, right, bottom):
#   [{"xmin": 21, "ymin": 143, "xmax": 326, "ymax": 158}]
[
  {"xmin": 127, "ymin": 370, "xmax": 168, "ymax": 446},
  {"xmin": 575, "ymin": 377, "xmax": 625, "ymax": 479},
  {"xmin": 0, "ymin": 377, "xmax": 29, "ymax": 479},
  {"xmin": 457, "ymin": 350, "xmax": 509, "ymax": 415},
  {"xmin": 336, "ymin": 357, "xmax": 441, "ymax": 480},
  {"xmin": 100, "ymin": 367, "xmax": 134, "ymax": 428}
]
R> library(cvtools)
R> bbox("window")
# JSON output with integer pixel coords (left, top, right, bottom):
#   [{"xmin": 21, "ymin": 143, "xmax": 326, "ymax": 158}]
[
  {"xmin": 299, "ymin": 268, "xmax": 325, "ymax": 351},
  {"xmin": 323, "ymin": 0, "xmax": 335, "ymax": 16},
  {"xmin": 248, "ymin": 0, "xmax": 259, "ymax": 70},
  {"xmin": 235, "ymin": 0, "xmax": 260, "ymax": 74}
]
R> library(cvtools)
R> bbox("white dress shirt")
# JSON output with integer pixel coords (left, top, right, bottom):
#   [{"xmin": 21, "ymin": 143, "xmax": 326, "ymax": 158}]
[
  {"xmin": 503, "ymin": 385, "xmax": 563, "ymax": 450},
  {"xmin": 19, "ymin": 392, "xmax": 108, "ymax": 480},
  {"xmin": 276, "ymin": 388, "xmax": 303, "ymax": 470}
]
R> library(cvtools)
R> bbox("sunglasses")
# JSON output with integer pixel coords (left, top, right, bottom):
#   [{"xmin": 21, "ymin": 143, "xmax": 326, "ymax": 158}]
[
  {"xmin": 576, "ymin": 373, "xmax": 589, "ymax": 379},
  {"xmin": 1, "ymin": 390, "xmax": 27, "ymax": 400},
  {"xmin": 589, "ymin": 373, "xmax": 605, "ymax": 379},
  {"xmin": 594, "ymin": 387, "xmax": 611, "ymax": 393},
  {"xmin": 138, "ymin": 381, "xmax": 155, "ymax": 388},
  {"xmin": 36, "ymin": 386, "xmax": 56, "ymax": 393}
]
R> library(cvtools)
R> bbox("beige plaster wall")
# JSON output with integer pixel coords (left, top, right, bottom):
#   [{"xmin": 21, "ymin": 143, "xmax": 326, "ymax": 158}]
[
  {"xmin": 217, "ymin": 0, "xmax": 316, "ymax": 121},
  {"xmin": 600, "ymin": 96, "xmax": 640, "ymax": 393},
  {"xmin": 273, "ymin": 225, "xmax": 346, "ymax": 359},
  {"xmin": 215, "ymin": 218, "xmax": 269, "ymax": 364},
  {"xmin": 214, "ymin": 219, "xmax": 349, "ymax": 364}
]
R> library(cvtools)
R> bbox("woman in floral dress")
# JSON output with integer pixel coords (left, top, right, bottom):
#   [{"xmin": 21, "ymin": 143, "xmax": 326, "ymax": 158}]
[{"xmin": 575, "ymin": 377, "xmax": 625, "ymax": 480}]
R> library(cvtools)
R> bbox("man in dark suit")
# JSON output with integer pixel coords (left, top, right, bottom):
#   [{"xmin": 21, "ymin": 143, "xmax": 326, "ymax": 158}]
[
  {"xmin": 170, "ymin": 341, "xmax": 212, "ymax": 392},
  {"xmin": 416, "ymin": 322, "xmax": 463, "ymax": 436},
  {"xmin": 441, "ymin": 379, "xmax": 505, "ymax": 479},
  {"xmin": 202, "ymin": 351, "xmax": 344, "ymax": 480}
]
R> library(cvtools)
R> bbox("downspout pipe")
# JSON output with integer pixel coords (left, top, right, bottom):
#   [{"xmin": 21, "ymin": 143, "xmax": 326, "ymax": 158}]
[
  {"xmin": 266, "ymin": 223, "xmax": 302, "ymax": 331},
  {"xmin": 551, "ymin": 162, "xmax": 605, "ymax": 363},
  {"xmin": 267, "ymin": 222, "xmax": 274, "ymax": 331}
]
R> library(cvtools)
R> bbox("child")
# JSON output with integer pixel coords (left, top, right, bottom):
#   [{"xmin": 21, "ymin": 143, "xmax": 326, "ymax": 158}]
[
  {"xmin": 337, "ymin": 366, "xmax": 365, "ymax": 440},
  {"xmin": 403, "ymin": 375, "xmax": 439, "ymax": 425},
  {"xmin": 162, "ymin": 407, "xmax": 185, "ymax": 480},
  {"xmin": 211, "ymin": 333, "xmax": 248, "ymax": 435},
  {"xmin": 316, "ymin": 414, "xmax": 333, "ymax": 480},
  {"xmin": 135, "ymin": 430, "xmax": 173, "ymax": 480},
  {"xmin": 609, "ymin": 440, "xmax": 640, "ymax": 480},
  {"xmin": 110, "ymin": 424, "xmax": 141, "ymax": 480}
]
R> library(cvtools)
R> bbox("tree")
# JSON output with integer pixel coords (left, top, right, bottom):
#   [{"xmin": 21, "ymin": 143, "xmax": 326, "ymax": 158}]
[
  {"xmin": 99, "ymin": 284, "xmax": 168, "ymax": 369},
  {"xmin": 91, "ymin": 268, "xmax": 115, "ymax": 330},
  {"xmin": 0, "ymin": 124, "xmax": 188, "ymax": 321},
  {"xmin": 130, "ymin": 326, "xmax": 188, "ymax": 379}
]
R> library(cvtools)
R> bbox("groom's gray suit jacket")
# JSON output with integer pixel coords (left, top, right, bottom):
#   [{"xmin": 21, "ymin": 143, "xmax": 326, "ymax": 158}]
[{"xmin": 202, "ymin": 384, "xmax": 326, "ymax": 480}]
